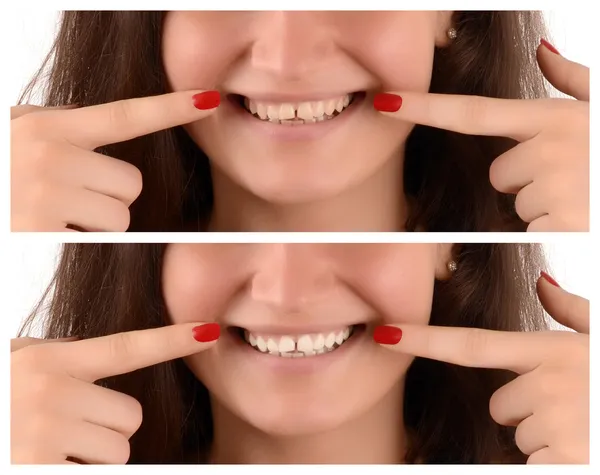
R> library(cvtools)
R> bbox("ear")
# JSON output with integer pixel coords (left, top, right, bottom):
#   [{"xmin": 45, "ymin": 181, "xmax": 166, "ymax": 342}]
[
  {"xmin": 435, "ymin": 11, "xmax": 455, "ymax": 47},
  {"xmin": 435, "ymin": 243, "xmax": 456, "ymax": 280}
]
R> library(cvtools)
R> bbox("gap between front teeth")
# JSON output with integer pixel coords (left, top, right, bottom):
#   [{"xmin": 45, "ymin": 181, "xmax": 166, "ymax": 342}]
[{"xmin": 244, "ymin": 326, "xmax": 353, "ymax": 357}]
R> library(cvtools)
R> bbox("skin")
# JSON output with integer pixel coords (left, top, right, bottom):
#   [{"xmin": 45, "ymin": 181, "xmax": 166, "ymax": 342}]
[
  {"xmin": 10, "ymin": 245, "xmax": 589, "ymax": 463},
  {"xmin": 10, "ymin": 12, "xmax": 589, "ymax": 232}
]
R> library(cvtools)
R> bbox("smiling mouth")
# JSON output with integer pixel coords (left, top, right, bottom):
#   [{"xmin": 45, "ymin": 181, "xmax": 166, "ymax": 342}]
[
  {"xmin": 232, "ymin": 324, "xmax": 365, "ymax": 358},
  {"xmin": 231, "ymin": 92, "xmax": 366, "ymax": 125}
]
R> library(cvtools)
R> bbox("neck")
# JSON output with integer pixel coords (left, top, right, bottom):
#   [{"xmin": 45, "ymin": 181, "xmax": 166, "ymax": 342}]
[
  {"xmin": 208, "ymin": 153, "xmax": 406, "ymax": 232},
  {"xmin": 209, "ymin": 379, "xmax": 406, "ymax": 464}
]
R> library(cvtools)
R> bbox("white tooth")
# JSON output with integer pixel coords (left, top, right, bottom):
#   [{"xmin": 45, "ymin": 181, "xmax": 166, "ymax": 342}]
[
  {"xmin": 256, "ymin": 336, "xmax": 267, "ymax": 352},
  {"xmin": 316, "ymin": 348, "xmax": 326, "ymax": 355},
  {"xmin": 279, "ymin": 336, "xmax": 295, "ymax": 353},
  {"xmin": 303, "ymin": 350, "xmax": 315, "ymax": 356},
  {"xmin": 279, "ymin": 103, "xmax": 296, "ymax": 120},
  {"xmin": 266, "ymin": 104, "xmax": 280, "ymax": 120},
  {"xmin": 316, "ymin": 116, "xmax": 325, "ymax": 122},
  {"xmin": 297, "ymin": 102, "xmax": 314, "ymax": 120},
  {"xmin": 297, "ymin": 334, "xmax": 313, "ymax": 353},
  {"xmin": 267, "ymin": 338, "xmax": 278, "ymax": 353},
  {"xmin": 249, "ymin": 100, "xmax": 258, "ymax": 115},
  {"xmin": 335, "ymin": 98, "xmax": 344, "ymax": 113},
  {"xmin": 257, "ymin": 104, "xmax": 268, "ymax": 120},
  {"xmin": 281, "ymin": 352, "xmax": 293, "ymax": 358},
  {"xmin": 292, "ymin": 353, "xmax": 304, "ymax": 358},
  {"xmin": 343, "ymin": 95, "xmax": 350, "ymax": 107},
  {"xmin": 335, "ymin": 330, "xmax": 344, "ymax": 345},
  {"xmin": 249, "ymin": 333, "xmax": 257, "ymax": 346},
  {"xmin": 343, "ymin": 327, "xmax": 350, "ymax": 340},
  {"xmin": 313, "ymin": 101, "xmax": 325, "ymax": 117},
  {"xmin": 304, "ymin": 118, "xmax": 316, "ymax": 124},
  {"xmin": 324, "ymin": 99, "xmax": 336, "ymax": 116},
  {"xmin": 325, "ymin": 332, "xmax": 336, "ymax": 348},
  {"xmin": 313, "ymin": 333, "xmax": 325, "ymax": 351}
]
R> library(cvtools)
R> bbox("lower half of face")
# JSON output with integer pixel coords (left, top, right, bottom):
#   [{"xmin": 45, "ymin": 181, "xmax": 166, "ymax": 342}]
[
  {"xmin": 162, "ymin": 11, "xmax": 441, "ymax": 204},
  {"xmin": 162, "ymin": 244, "xmax": 447, "ymax": 436}
]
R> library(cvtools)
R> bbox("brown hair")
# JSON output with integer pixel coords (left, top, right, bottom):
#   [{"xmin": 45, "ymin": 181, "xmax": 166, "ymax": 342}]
[
  {"xmin": 18, "ymin": 11, "xmax": 550, "ymax": 232},
  {"xmin": 20, "ymin": 243, "xmax": 549, "ymax": 463}
]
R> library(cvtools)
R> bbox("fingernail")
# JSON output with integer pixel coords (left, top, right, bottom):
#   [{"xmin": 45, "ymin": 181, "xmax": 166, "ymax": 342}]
[
  {"xmin": 373, "ymin": 325, "xmax": 403, "ymax": 345},
  {"xmin": 540, "ymin": 38, "xmax": 560, "ymax": 56},
  {"xmin": 192, "ymin": 90, "xmax": 221, "ymax": 110},
  {"xmin": 373, "ymin": 93, "xmax": 403, "ymax": 113},
  {"xmin": 192, "ymin": 323, "xmax": 221, "ymax": 342},
  {"xmin": 540, "ymin": 271, "xmax": 560, "ymax": 288}
]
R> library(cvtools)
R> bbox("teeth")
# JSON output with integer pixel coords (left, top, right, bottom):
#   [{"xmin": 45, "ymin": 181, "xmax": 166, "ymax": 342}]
[
  {"xmin": 243, "ymin": 94, "xmax": 354, "ymax": 124},
  {"xmin": 243, "ymin": 326, "xmax": 355, "ymax": 358}
]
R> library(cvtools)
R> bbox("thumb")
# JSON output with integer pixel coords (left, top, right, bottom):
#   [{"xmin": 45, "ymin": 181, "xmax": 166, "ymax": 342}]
[
  {"xmin": 11, "ymin": 103, "xmax": 79, "ymax": 121},
  {"xmin": 11, "ymin": 336, "xmax": 79, "ymax": 353},
  {"xmin": 537, "ymin": 272, "xmax": 589, "ymax": 334},
  {"xmin": 536, "ymin": 39, "xmax": 589, "ymax": 101}
]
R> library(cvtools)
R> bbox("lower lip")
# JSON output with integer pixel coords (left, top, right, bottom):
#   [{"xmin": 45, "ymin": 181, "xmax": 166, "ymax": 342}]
[
  {"xmin": 224, "ymin": 94, "xmax": 366, "ymax": 142},
  {"xmin": 224, "ymin": 327, "xmax": 366, "ymax": 375}
]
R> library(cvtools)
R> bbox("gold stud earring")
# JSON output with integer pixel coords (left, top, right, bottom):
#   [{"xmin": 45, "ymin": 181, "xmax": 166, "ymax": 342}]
[
  {"xmin": 447, "ymin": 260, "xmax": 458, "ymax": 273},
  {"xmin": 447, "ymin": 27, "xmax": 458, "ymax": 40}
]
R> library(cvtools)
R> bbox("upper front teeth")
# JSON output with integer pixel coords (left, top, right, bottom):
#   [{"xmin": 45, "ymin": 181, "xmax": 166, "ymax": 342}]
[
  {"xmin": 245, "ymin": 94, "xmax": 353, "ymax": 122},
  {"xmin": 245, "ymin": 326, "xmax": 353, "ymax": 356}
]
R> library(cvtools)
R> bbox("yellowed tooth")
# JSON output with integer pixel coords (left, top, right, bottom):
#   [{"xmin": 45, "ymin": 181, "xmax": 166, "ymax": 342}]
[
  {"xmin": 279, "ymin": 103, "xmax": 296, "ymax": 120},
  {"xmin": 343, "ymin": 95, "xmax": 350, "ymax": 107},
  {"xmin": 257, "ymin": 104, "xmax": 268, "ymax": 120},
  {"xmin": 335, "ymin": 98, "xmax": 345, "ymax": 113},
  {"xmin": 324, "ymin": 99, "xmax": 336, "ymax": 116},
  {"xmin": 266, "ymin": 104, "xmax": 280, "ymax": 120},
  {"xmin": 297, "ymin": 102, "xmax": 314, "ymax": 120}
]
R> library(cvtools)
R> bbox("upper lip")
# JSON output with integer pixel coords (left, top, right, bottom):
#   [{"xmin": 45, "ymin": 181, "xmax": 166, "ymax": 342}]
[
  {"xmin": 228, "ymin": 91, "xmax": 362, "ymax": 103},
  {"xmin": 229, "ymin": 322, "xmax": 363, "ymax": 336}
]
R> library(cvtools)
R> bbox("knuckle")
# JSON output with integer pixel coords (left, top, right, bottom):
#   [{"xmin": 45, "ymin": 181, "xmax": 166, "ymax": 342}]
[
  {"xmin": 514, "ymin": 190, "xmax": 529, "ymax": 222},
  {"xmin": 107, "ymin": 435, "xmax": 131, "ymax": 464},
  {"xmin": 108, "ymin": 332, "xmax": 136, "ymax": 361},
  {"xmin": 107, "ymin": 100, "xmax": 132, "ymax": 129},
  {"xmin": 121, "ymin": 163, "xmax": 143, "ymax": 203},
  {"xmin": 109, "ymin": 202, "xmax": 131, "ymax": 231},
  {"xmin": 13, "ymin": 345, "xmax": 47, "ymax": 371},
  {"xmin": 514, "ymin": 423, "xmax": 529, "ymax": 454},
  {"xmin": 488, "ymin": 389, "xmax": 506, "ymax": 423},
  {"xmin": 461, "ymin": 96, "xmax": 488, "ymax": 129},
  {"xmin": 122, "ymin": 396, "xmax": 144, "ymax": 435},
  {"xmin": 12, "ymin": 113, "xmax": 47, "ymax": 138},
  {"xmin": 462, "ymin": 328, "xmax": 488, "ymax": 364}
]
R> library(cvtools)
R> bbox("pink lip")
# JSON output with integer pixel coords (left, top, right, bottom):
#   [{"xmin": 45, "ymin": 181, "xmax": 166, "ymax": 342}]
[
  {"xmin": 223, "ymin": 93, "xmax": 366, "ymax": 142},
  {"xmin": 223, "ymin": 325, "xmax": 366, "ymax": 375}
]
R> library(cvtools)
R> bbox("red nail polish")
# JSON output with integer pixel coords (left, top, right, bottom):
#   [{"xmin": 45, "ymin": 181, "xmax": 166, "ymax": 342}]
[
  {"xmin": 192, "ymin": 90, "xmax": 221, "ymax": 110},
  {"xmin": 540, "ymin": 271, "xmax": 560, "ymax": 288},
  {"xmin": 373, "ymin": 93, "xmax": 403, "ymax": 113},
  {"xmin": 192, "ymin": 323, "xmax": 221, "ymax": 342},
  {"xmin": 373, "ymin": 325, "xmax": 403, "ymax": 345},
  {"xmin": 540, "ymin": 38, "xmax": 560, "ymax": 55}
]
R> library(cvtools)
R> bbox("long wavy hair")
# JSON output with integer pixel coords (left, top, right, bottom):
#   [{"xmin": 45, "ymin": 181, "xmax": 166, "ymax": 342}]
[
  {"xmin": 18, "ymin": 11, "xmax": 549, "ymax": 231},
  {"xmin": 19, "ymin": 243, "xmax": 549, "ymax": 463}
]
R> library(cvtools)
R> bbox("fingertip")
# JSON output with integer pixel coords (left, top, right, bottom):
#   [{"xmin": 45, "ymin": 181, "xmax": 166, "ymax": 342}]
[
  {"xmin": 191, "ymin": 322, "xmax": 221, "ymax": 343},
  {"xmin": 192, "ymin": 90, "xmax": 221, "ymax": 111},
  {"xmin": 373, "ymin": 93, "xmax": 403, "ymax": 113},
  {"xmin": 373, "ymin": 325, "xmax": 403, "ymax": 345},
  {"xmin": 539, "ymin": 271, "xmax": 560, "ymax": 289}
]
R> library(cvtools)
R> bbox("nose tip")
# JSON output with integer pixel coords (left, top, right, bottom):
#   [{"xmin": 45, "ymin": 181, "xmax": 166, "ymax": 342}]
[
  {"xmin": 250, "ymin": 244, "xmax": 335, "ymax": 311},
  {"xmin": 249, "ymin": 12, "xmax": 335, "ymax": 80}
]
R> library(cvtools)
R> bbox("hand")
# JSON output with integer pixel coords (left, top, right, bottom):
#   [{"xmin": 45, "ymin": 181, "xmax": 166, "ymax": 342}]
[
  {"xmin": 374, "ymin": 40, "xmax": 589, "ymax": 232},
  {"xmin": 11, "ymin": 90, "xmax": 220, "ymax": 232},
  {"xmin": 11, "ymin": 322, "xmax": 220, "ymax": 464},
  {"xmin": 374, "ymin": 274, "xmax": 589, "ymax": 464}
]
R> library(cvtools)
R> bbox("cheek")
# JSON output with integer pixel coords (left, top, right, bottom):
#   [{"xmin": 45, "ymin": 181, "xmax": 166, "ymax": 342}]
[
  {"xmin": 161, "ymin": 244, "xmax": 246, "ymax": 324},
  {"xmin": 339, "ymin": 244, "xmax": 437, "ymax": 325},
  {"xmin": 162, "ymin": 12, "xmax": 246, "ymax": 91},
  {"xmin": 346, "ymin": 12, "xmax": 437, "ymax": 91}
]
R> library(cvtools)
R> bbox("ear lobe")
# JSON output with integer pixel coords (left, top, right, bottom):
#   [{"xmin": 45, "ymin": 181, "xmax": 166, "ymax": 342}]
[
  {"xmin": 435, "ymin": 243, "xmax": 455, "ymax": 280},
  {"xmin": 435, "ymin": 10, "xmax": 455, "ymax": 47}
]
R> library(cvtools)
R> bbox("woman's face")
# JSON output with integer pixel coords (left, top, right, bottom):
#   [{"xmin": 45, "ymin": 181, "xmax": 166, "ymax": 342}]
[
  {"xmin": 162, "ymin": 244, "xmax": 452, "ymax": 436},
  {"xmin": 162, "ymin": 12, "xmax": 453, "ymax": 204}
]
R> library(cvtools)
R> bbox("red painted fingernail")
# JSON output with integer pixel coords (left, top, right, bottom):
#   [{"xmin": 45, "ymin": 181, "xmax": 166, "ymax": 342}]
[
  {"xmin": 373, "ymin": 93, "xmax": 403, "ymax": 113},
  {"xmin": 373, "ymin": 325, "xmax": 403, "ymax": 345},
  {"xmin": 192, "ymin": 90, "xmax": 221, "ymax": 110},
  {"xmin": 540, "ymin": 38, "xmax": 560, "ymax": 56},
  {"xmin": 540, "ymin": 271, "xmax": 560, "ymax": 288},
  {"xmin": 192, "ymin": 323, "xmax": 221, "ymax": 342}
]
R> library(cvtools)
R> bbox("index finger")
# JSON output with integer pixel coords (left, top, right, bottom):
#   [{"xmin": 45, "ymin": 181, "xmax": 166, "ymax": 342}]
[
  {"xmin": 376, "ymin": 91, "xmax": 556, "ymax": 142},
  {"xmin": 376, "ymin": 324, "xmax": 571, "ymax": 374},
  {"xmin": 55, "ymin": 322, "xmax": 220, "ymax": 382},
  {"xmin": 50, "ymin": 90, "xmax": 220, "ymax": 150}
]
